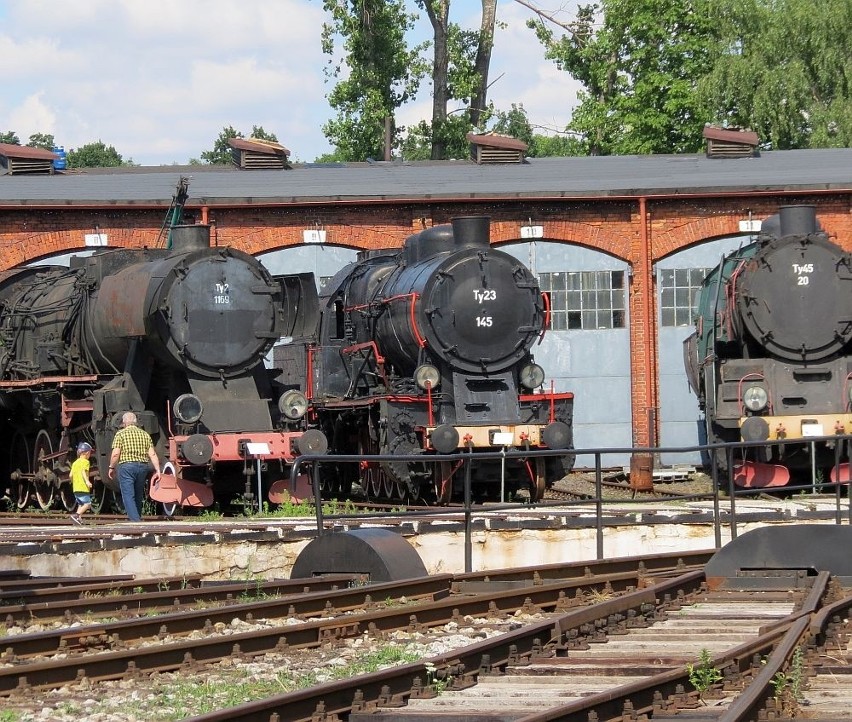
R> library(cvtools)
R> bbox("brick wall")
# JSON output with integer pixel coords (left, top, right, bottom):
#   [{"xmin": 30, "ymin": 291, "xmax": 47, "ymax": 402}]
[{"xmin": 2, "ymin": 192, "xmax": 850, "ymax": 446}]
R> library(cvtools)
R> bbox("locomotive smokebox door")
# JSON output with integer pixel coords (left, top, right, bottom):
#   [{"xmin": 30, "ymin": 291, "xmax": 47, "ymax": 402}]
[{"xmin": 291, "ymin": 528, "xmax": 428, "ymax": 582}]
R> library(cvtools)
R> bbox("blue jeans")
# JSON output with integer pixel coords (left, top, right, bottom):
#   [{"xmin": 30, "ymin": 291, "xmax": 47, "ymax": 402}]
[{"xmin": 117, "ymin": 462, "xmax": 149, "ymax": 521}]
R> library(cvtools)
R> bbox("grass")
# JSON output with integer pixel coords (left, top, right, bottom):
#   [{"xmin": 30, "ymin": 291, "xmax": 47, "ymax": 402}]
[{"xmin": 88, "ymin": 645, "xmax": 421, "ymax": 721}]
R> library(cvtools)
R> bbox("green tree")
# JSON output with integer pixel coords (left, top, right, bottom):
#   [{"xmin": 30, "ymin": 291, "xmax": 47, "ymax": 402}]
[
  {"xmin": 321, "ymin": 0, "xmax": 426, "ymax": 161},
  {"xmin": 66, "ymin": 141, "xmax": 127, "ymax": 168},
  {"xmin": 0, "ymin": 131, "xmax": 21, "ymax": 145},
  {"xmin": 414, "ymin": 3, "xmax": 496, "ymax": 159},
  {"xmin": 491, "ymin": 103, "xmax": 583, "ymax": 157},
  {"xmin": 26, "ymin": 133, "xmax": 56, "ymax": 150},
  {"xmin": 321, "ymin": 1, "xmax": 505, "ymax": 161},
  {"xmin": 201, "ymin": 125, "xmax": 243, "ymax": 164},
  {"xmin": 248, "ymin": 125, "xmax": 278, "ymax": 143},
  {"xmin": 199, "ymin": 125, "xmax": 279, "ymax": 165},
  {"xmin": 699, "ymin": 0, "xmax": 852, "ymax": 149},
  {"xmin": 528, "ymin": 0, "xmax": 717, "ymax": 155}
]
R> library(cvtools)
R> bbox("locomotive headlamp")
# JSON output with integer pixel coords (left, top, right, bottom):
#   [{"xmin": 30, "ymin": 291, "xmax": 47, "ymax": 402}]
[
  {"xmin": 279, "ymin": 389, "xmax": 309, "ymax": 420},
  {"xmin": 414, "ymin": 364, "xmax": 440, "ymax": 390},
  {"xmin": 519, "ymin": 363, "xmax": 545, "ymax": 390},
  {"xmin": 174, "ymin": 394, "xmax": 203, "ymax": 424},
  {"xmin": 743, "ymin": 386, "xmax": 769, "ymax": 412}
]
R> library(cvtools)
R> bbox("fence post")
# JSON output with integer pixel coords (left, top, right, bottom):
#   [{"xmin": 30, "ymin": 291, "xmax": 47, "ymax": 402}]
[{"xmin": 464, "ymin": 452, "xmax": 473, "ymax": 574}]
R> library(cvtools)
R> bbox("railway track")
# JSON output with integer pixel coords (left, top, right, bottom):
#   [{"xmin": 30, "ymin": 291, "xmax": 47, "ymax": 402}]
[
  {"xmin": 5, "ymin": 528, "xmax": 852, "ymax": 721},
  {"xmin": 1, "ymin": 552, "xmax": 706, "ymax": 720}
]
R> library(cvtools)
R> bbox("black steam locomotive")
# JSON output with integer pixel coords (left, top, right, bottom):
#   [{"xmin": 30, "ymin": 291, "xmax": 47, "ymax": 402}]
[
  {"xmin": 0, "ymin": 225, "xmax": 325, "ymax": 514},
  {"xmin": 276, "ymin": 216, "xmax": 575, "ymax": 503},
  {"xmin": 684, "ymin": 205, "xmax": 852, "ymax": 488}
]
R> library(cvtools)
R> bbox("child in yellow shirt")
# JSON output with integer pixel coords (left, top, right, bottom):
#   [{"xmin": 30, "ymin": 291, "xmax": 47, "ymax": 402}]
[{"xmin": 70, "ymin": 442, "xmax": 94, "ymax": 525}]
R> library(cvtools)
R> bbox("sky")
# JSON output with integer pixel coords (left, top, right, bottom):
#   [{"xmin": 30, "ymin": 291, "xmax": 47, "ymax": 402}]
[{"xmin": 0, "ymin": 0, "xmax": 583, "ymax": 165}]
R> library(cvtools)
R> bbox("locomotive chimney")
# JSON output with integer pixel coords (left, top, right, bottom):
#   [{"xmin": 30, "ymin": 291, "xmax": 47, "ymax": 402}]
[
  {"xmin": 170, "ymin": 224, "xmax": 211, "ymax": 252},
  {"xmin": 452, "ymin": 216, "xmax": 490, "ymax": 248},
  {"xmin": 779, "ymin": 205, "xmax": 818, "ymax": 236}
]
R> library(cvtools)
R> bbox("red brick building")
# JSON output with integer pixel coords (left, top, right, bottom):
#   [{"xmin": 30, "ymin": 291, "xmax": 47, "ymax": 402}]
[{"xmin": 2, "ymin": 148, "xmax": 851, "ymax": 460}]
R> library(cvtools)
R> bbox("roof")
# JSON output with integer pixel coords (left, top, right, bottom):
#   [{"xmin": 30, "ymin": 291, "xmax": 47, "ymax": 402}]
[
  {"xmin": 1, "ymin": 149, "xmax": 851, "ymax": 207},
  {"xmin": 0, "ymin": 143, "xmax": 58, "ymax": 161},
  {"xmin": 466, "ymin": 132, "xmax": 529, "ymax": 152},
  {"xmin": 702, "ymin": 126, "xmax": 760, "ymax": 147},
  {"xmin": 227, "ymin": 138, "xmax": 290, "ymax": 156}
]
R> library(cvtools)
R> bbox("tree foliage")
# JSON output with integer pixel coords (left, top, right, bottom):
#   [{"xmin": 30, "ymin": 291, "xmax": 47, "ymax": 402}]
[
  {"xmin": 67, "ymin": 141, "xmax": 127, "ymax": 168},
  {"xmin": 321, "ymin": 1, "xmax": 509, "ymax": 161},
  {"xmin": 491, "ymin": 104, "xmax": 584, "ymax": 157},
  {"xmin": 200, "ymin": 125, "xmax": 243, "ymax": 165},
  {"xmin": 321, "ymin": 0, "xmax": 427, "ymax": 161},
  {"xmin": 0, "ymin": 131, "xmax": 21, "ymax": 145},
  {"xmin": 528, "ymin": 0, "xmax": 717, "ymax": 155},
  {"xmin": 699, "ymin": 0, "xmax": 852, "ymax": 149},
  {"xmin": 199, "ymin": 125, "xmax": 278, "ymax": 165},
  {"xmin": 414, "ymin": 2, "xmax": 501, "ymax": 159},
  {"xmin": 26, "ymin": 133, "xmax": 56, "ymax": 150}
]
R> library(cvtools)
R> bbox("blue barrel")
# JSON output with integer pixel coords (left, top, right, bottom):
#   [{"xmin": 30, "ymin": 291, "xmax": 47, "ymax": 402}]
[{"xmin": 52, "ymin": 146, "xmax": 67, "ymax": 170}]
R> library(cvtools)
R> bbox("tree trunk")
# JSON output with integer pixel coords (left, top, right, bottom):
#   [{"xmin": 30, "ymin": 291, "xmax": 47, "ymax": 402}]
[
  {"xmin": 424, "ymin": 1, "xmax": 450, "ymax": 160},
  {"xmin": 470, "ymin": 0, "xmax": 498, "ymax": 131}
]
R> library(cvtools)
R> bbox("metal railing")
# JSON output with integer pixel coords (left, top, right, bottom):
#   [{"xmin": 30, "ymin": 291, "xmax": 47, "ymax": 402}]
[{"xmin": 289, "ymin": 433, "xmax": 852, "ymax": 572}]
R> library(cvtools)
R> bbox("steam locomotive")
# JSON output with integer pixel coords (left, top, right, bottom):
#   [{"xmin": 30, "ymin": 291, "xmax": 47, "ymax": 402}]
[
  {"xmin": 0, "ymin": 225, "xmax": 325, "ymax": 515},
  {"xmin": 275, "ymin": 216, "xmax": 575, "ymax": 503},
  {"xmin": 684, "ymin": 205, "xmax": 852, "ymax": 488}
]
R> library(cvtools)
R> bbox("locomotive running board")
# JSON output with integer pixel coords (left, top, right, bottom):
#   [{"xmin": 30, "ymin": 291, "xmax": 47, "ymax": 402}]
[
  {"xmin": 733, "ymin": 460, "xmax": 791, "ymax": 488},
  {"xmin": 149, "ymin": 472, "xmax": 214, "ymax": 507}
]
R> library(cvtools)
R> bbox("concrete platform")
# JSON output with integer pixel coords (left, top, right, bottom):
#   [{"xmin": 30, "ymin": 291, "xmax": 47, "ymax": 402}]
[{"xmin": 0, "ymin": 495, "xmax": 849, "ymax": 581}]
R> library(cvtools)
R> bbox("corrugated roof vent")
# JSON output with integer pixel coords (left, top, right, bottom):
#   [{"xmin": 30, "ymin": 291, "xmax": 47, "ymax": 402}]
[
  {"xmin": 228, "ymin": 138, "xmax": 291, "ymax": 170},
  {"xmin": 467, "ymin": 132, "xmax": 528, "ymax": 164},
  {"xmin": 703, "ymin": 125, "xmax": 759, "ymax": 158},
  {"xmin": 0, "ymin": 143, "xmax": 59, "ymax": 175}
]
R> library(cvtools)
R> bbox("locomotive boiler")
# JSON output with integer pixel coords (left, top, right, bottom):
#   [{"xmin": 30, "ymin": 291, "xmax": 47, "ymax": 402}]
[
  {"xmin": 276, "ymin": 216, "xmax": 574, "ymax": 503},
  {"xmin": 0, "ymin": 225, "xmax": 325, "ymax": 514},
  {"xmin": 684, "ymin": 205, "xmax": 852, "ymax": 488}
]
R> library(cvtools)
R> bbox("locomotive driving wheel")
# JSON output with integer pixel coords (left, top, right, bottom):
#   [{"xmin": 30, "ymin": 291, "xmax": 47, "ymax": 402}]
[
  {"xmin": 32, "ymin": 430, "xmax": 58, "ymax": 511},
  {"xmin": 528, "ymin": 457, "xmax": 547, "ymax": 502},
  {"xmin": 434, "ymin": 461, "xmax": 455, "ymax": 505},
  {"xmin": 363, "ymin": 464, "xmax": 383, "ymax": 501},
  {"xmin": 89, "ymin": 477, "xmax": 107, "ymax": 514},
  {"xmin": 9, "ymin": 432, "xmax": 32, "ymax": 510},
  {"xmin": 159, "ymin": 462, "xmax": 178, "ymax": 517},
  {"xmin": 59, "ymin": 474, "xmax": 77, "ymax": 511},
  {"xmin": 59, "ymin": 439, "xmax": 79, "ymax": 511}
]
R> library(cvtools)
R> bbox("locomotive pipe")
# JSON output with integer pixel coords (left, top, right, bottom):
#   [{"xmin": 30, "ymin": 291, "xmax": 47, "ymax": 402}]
[
  {"xmin": 778, "ymin": 205, "xmax": 818, "ymax": 236},
  {"xmin": 451, "ymin": 216, "xmax": 490, "ymax": 248}
]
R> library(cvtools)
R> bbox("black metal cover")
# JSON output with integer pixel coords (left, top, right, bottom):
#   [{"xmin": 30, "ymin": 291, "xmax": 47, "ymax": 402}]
[
  {"xmin": 734, "ymin": 233, "xmax": 852, "ymax": 361},
  {"xmin": 290, "ymin": 528, "xmax": 428, "ymax": 582},
  {"xmin": 89, "ymin": 248, "xmax": 282, "ymax": 377},
  {"xmin": 376, "ymin": 246, "xmax": 542, "ymax": 374},
  {"xmin": 706, "ymin": 525, "xmax": 852, "ymax": 582}
]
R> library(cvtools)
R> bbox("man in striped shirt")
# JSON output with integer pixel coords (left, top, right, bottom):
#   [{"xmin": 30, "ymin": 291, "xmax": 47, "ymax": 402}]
[{"xmin": 107, "ymin": 411, "xmax": 161, "ymax": 522}]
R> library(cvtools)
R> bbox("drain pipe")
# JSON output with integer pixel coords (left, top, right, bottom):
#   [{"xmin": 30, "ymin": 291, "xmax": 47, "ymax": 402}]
[{"xmin": 631, "ymin": 196, "xmax": 655, "ymax": 491}]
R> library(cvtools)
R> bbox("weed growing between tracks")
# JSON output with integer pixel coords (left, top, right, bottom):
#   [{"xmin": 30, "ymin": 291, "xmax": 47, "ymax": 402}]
[
  {"xmin": 4, "ymin": 644, "xmax": 426, "ymax": 722},
  {"xmin": 771, "ymin": 646, "xmax": 805, "ymax": 716},
  {"xmin": 687, "ymin": 648, "xmax": 722, "ymax": 703}
]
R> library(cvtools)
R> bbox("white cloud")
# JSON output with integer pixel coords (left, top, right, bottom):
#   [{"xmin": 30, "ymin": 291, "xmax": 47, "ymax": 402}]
[{"xmin": 0, "ymin": 0, "xmax": 582, "ymax": 163}]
